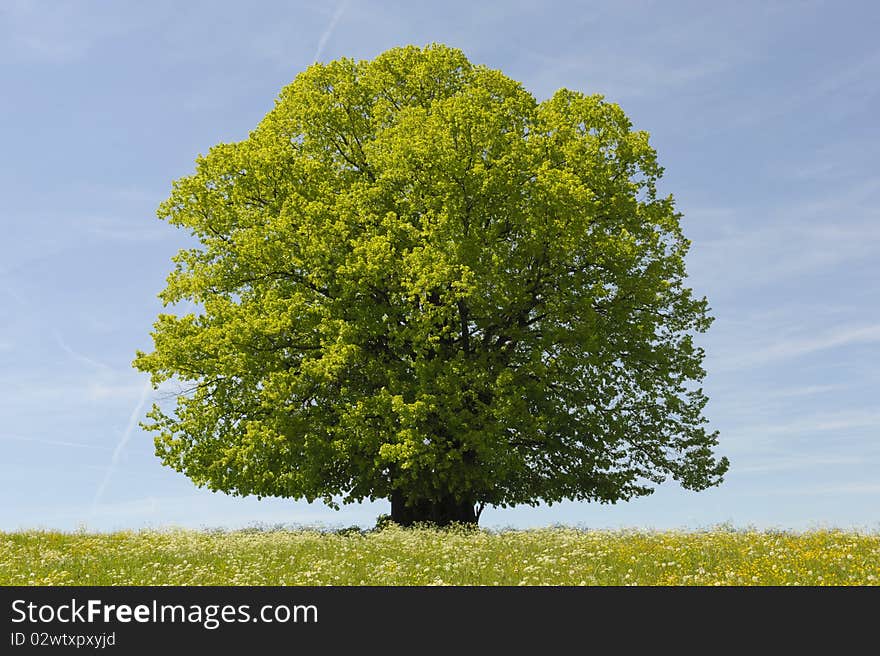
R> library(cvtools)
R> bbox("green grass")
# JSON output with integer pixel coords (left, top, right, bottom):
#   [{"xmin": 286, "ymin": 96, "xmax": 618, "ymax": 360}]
[{"xmin": 2, "ymin": 525, "xmax": 878, "ymax": 585}]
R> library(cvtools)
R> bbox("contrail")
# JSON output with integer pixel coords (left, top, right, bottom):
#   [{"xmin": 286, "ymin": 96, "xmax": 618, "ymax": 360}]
[
  {"xmin": 90, "ymin": 375, "xmax": 152, "ymax": 515},
  {"xmin": 90, "ymin": 300, "xmax": 195, "ymax": 515},
  {"xmin": 312, "ymin": 0, "xmax": 347, "ymax": 63},
  {"xmin": 54, "ymin": 331, "xmax": 112, "ymax": 372}
]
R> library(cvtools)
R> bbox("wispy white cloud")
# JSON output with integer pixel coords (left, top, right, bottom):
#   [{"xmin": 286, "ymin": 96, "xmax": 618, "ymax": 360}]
[
  {"xmin": 764, "ymin": 384, "xmax": 844, "ymax": 399},
  {"xmin": 685, "ymin": 179, "xmax": 880, "ymax": 292},
  {"xmin": 0, "ymin": 433, "xmax": 109, "ymax": 451},
  {"xmin": 727, "ymin": 410, "xmax": 880, "ymax": 447},
  {"xmin": 734, "ymin": 454, "xmax": 870, "ymax": 475},
  {"xmin": 84, "ymin": 381, "xmax": 153, "ymax": 403},
  {"xmin": 0, "ymin": 0, "xmax": 140, "ymax": 62},
  {"xmin": 763, "ymin": 411, "xmax": 880, "ymax": 436},
  {"xmin": 526, "ymin": 49, "xmax": 731, "ymax": 102},
  {"xmin": 517, "ymin": 3, "xmax": 790, "ymax": 102},
  {"xmin": 54, "ymin": 331, "xmax": 112, "ymax": 373},
  {"xmin": 0, "ymin": 373, "xmax": 168, "ymax": 413},
  {"xmin": 748, "ymin": 482, "xmax": 880, "ymax": 497},
  {"xmin": 704, "ymin": 381, "xmax": 851, "ymax": 429},
  {"xmin": 90, "ymin": 378, "xmax": 154, "ymax": 514},
  {"xmin": 88, "ymin": 296, "xmax": 196, "ymax": 514},
  {"xmin": 713, "ymin": 323, "xmax": 880, "ymax": 372},
  {"xmin": 51, "ymin": 333, "xmax": 153, "ymax": 405},
  {"xmin": 312, "ymin": 0, "xmax": 348, "ymax": 63},
  {"xmin": 728, "ymin": 50, "xmax": 880, "ymax": 130}
]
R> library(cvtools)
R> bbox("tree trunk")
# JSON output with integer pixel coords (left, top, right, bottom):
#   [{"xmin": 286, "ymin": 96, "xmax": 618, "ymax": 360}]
[{"xmin": 390, "ymin": 489, "xmax": 478, "ymax": 527}]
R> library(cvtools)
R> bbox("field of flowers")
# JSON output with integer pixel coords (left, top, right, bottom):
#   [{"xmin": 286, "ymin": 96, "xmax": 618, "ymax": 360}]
[{"xmin": 1, "ymin": 525, "xmax": 878, "ymax": 586}]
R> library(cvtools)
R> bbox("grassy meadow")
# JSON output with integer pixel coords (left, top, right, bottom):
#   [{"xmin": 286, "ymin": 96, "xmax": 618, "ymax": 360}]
[{"xmin": 2, "ymin": 525, "xmax": 878, "ymax": 586}]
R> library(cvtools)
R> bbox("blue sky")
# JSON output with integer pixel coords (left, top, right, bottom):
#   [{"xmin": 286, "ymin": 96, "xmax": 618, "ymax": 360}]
[{"xmin": 2, "ymin": 0, "xmax": 878, "ymax": 532}]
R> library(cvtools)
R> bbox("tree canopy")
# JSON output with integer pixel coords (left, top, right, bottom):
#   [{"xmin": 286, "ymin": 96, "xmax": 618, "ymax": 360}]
[{"xmin": 133, "ymin": 44, "xmax": 728, "ymax": 525}]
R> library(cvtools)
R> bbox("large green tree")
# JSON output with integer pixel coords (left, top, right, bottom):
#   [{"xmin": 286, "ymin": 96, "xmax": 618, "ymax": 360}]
[{"xmin": 134, "ymin": 44, "xmax": 727, "ymax": 526}]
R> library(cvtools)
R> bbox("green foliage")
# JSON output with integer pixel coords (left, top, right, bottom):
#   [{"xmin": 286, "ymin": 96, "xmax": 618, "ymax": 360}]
[{"xmin": 133, "ymin": 44, "xmax": 727, "ymax": 514}]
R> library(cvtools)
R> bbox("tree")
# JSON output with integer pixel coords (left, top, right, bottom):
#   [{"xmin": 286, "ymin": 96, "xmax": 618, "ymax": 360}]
[{"xmin": 133, "ymin": 44, "xmax": 728, "ymax": 527}]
